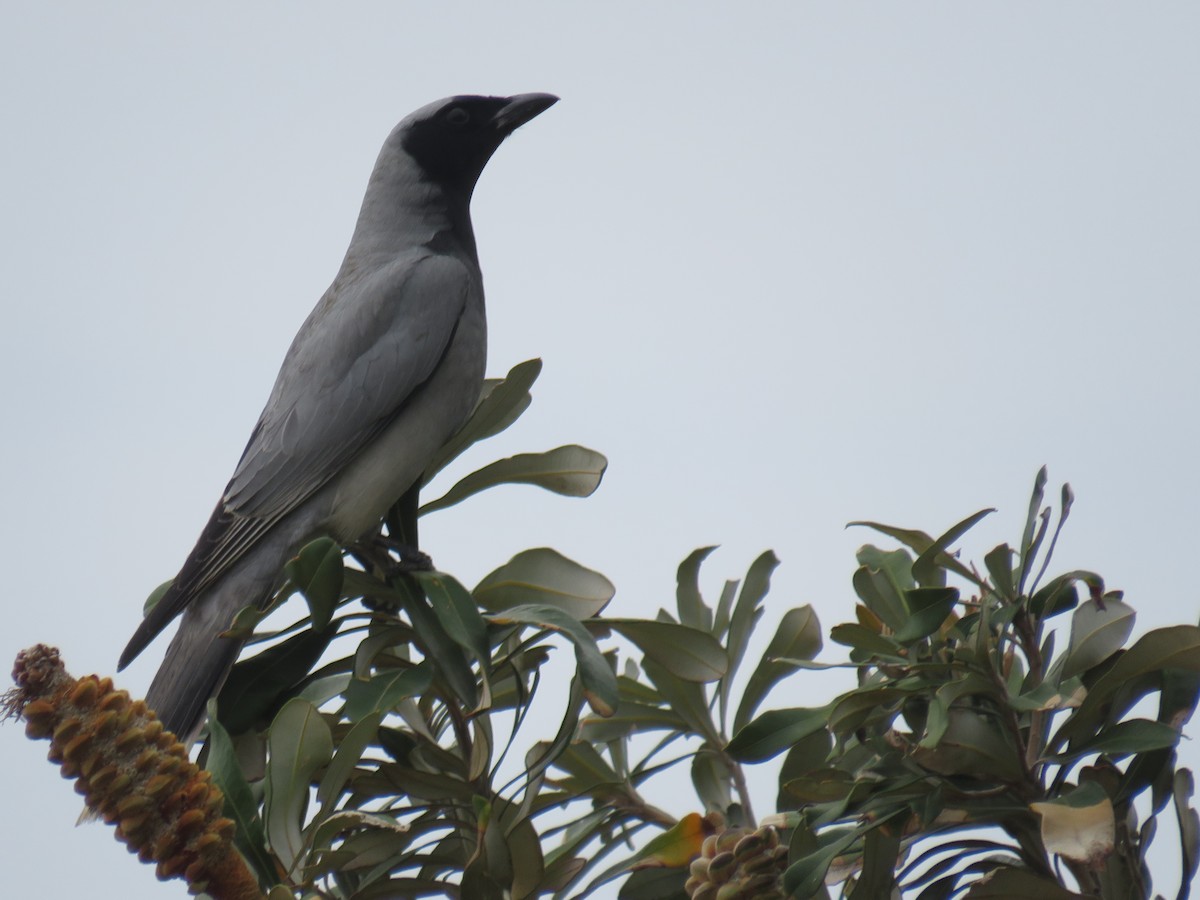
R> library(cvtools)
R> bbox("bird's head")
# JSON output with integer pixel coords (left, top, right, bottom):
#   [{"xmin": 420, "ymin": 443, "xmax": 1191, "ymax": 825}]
[{"xmin": 393, "ymin": 93, "xmax": 559, "ymax": 195}]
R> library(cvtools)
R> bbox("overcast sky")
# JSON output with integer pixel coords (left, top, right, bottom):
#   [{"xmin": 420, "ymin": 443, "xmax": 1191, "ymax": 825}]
[{"xmin": 3, "ymin": 4, "xmax": 1198, "ymax": 897}]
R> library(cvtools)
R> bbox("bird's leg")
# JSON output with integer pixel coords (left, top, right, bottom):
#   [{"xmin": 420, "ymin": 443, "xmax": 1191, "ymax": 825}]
[{"xmin": 380, "ymin": 483, "xmax": 434, "ymax": 571}]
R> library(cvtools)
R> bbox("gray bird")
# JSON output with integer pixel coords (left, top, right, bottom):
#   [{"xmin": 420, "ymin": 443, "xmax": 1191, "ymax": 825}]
[{"xmin": 118, "ymin": 92, "xmax": 558, "ymax": 744}]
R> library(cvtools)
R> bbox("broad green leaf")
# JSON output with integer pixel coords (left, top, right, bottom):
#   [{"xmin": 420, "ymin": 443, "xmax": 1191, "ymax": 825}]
[
  {"xmin": 315, "ymin": 712, "xmax": 381, "ymax": 819},
  {"xmin": 912, "ymin": 708, "xmax": 1025, "ymax": 783},
  {"xmin": 204, "ymin": 701, "xmax": 276, "ymax": 886},
  {"xmin": 401, "ymin": 580, "xmax": 479, "ymax": 709},
  {"xmin": 217, "ymin": 626, "xmax": 337, "ymax": 734},
  {"xmin": 912, "ymin": 508, "xmax": 994, "ymax": 588},
  {"xmin": 629, "ymin": 811, "xmax": 708, "ymax": 868},
  {"xmin": 618, "ymin": 867, "xmax": 689, "ymax": 899},
  {"xmin": 642, "ymin": 658, "xmax": 720, "ymax": 744},
  {"xmin": 414, "ymin": 570, "xmax": 488, "ymax": 660},
  {"xmin": 1062, "ymin": 595, "xmax": 1135, "ymax": 679},
  {"xmin": 342, "ymin": 663, "xmax": 432, "ymax": 722},
  {"xmin": 852, "ymin": 546, "xmax": 913, "ymax": 628},
  {"xmin": 1030, "ymin": 570, "xmax": 1097, "ymax": 619},
  {"xmin": 984, "ymin": 544, "xmax": 1015, "ymax": 600},
  {"xmin": 1056, "ymin": 625, "xmax": 1200, "ymax": 746},
  {"xmin": 849, "ymin": 520, "xmax": 980, "ymax": 586},
  {"xmin": 489, "ymin": 603, "xmax": 618, "ymax": 716},
  {"xmin": 421, "ymin": 357, "xmax": 542, "ymax": 484},
  {"xmin": 283, "ymin": 537, "xmax": 344, "ymax": 630},
  {"xmin": 676, "ymin": 546, "xmax": 717, "ymax": 631},
  {"xmin": 1031, "ymin": 781, "xmax": 1114, "ymax": 864},
  {"xmin": 603, "ymin": 619, "xmax": 727, "ymax": 682},
  {"xmin": 829, "ymin": 623, "xmax": 906, "ymax": 660},
  {"xmin": 691, "ymin": 746, "xmax": 734, "ymax": 814},
  {"xmin": 421, "ymin": 444, "xmax": 606, "ymax": 514},
  {"xmin": 734, "ymin": 605, "xmax": 823, "ymax": 733},
  {"xmin": 895, "ymin": 587, "xmax": 958, "ymax": 642},
  {"xmin": 264, "ymin": 698, "xmax": 334, "ymax": 873},
  {"xmin": 1010, "ymin": 676, "xmax": 1086, "ymax": 713},
  {"xmin": 726, "ymin": 705, "xmax": 832, "ymax": 763},
  {"xmin": 475, "ymin": 548, "xmax": 614, "ymax": 618}
]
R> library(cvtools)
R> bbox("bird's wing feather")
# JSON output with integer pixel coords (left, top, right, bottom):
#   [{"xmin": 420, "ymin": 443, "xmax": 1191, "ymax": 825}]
[{"xmin": 119, "ymin": 252, "xmax": 474, "ymax": 669}]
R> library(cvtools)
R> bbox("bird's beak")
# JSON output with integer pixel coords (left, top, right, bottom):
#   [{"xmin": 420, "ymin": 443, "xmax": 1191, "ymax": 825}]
[{"xmin": 493, "ymin": 93, "xmax": 559, "ymax": 134}]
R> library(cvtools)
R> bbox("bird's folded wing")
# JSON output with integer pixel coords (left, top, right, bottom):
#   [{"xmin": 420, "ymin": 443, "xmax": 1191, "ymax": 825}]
[{"xmin": 121, "ymin": 253, "xmax": 474, "ymax": 666}]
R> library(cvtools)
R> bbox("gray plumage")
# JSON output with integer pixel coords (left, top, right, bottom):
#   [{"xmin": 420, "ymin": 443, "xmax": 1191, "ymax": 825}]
[{"xmin": 118, "ymin": 93, "xmax": 557, "ymax": 744}]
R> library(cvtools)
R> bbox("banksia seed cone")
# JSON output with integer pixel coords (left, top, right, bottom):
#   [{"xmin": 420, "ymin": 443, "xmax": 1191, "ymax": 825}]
[
  {"xmin": 684, "ymin": 823, "xmax": 789, "ymax": 900},
  {"xmin": 5, "ymin": 645, "xmax": 264, "ymax": 900}
]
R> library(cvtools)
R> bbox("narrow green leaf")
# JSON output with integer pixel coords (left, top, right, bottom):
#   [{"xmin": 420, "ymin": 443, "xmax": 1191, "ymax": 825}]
[
  {"xmin": 1051, "ymin": 718, "xmax": 1180, "ymax": 761},
  {"xmin": 421, "ymin": 444, "xmax": 607, "ymax": 514},
  {"xmin": 316, "ymin": 712, "xmax": 382, "ymax": 819},
  {"xmin": 603, "ymin": 619, "xmax": 728, "ymax": 682},
  {"xmin": 912, "ymin": 508, "xmax": 994, "ymax": 588},
  {"xmin": 1017, "ymin": 465, "xmax": 1050, "ymax": 594},
  {"xmin": 721, "ymin": 551, "xmax": 779, "ymax": 722},
  {"xmin": 205, "ymin": 701, "xmax": 277, "ymax": 886},
  {"xmin": 475, "ymin": 548, "xmax": 614, "ymax": 618},
  {"xmin": 489, "ymin": 603, "xmax": 618, "ymax": 717},
  {"xmin": 726, "ymin": 705, "xmax": 832, "ymax": 763},
  {"xmin": 734, "ymin": 605, "xmax": 823, "ymax": 733},
  {"xmin": 676, "ymin": 546, "xmax": 717, "ymax": 632},
  {"xmin": 264, "ymin": 698, "xmax": 334, "ymax": 873},
  {"xmin": 283, "ymin": 537, "xmax": 344, "ymax": 630}
]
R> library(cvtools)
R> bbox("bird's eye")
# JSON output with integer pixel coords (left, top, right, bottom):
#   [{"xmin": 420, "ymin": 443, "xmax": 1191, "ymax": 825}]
[{"xmin": 445, "ymin": 108, "xmax": 470, "ymax": 126}]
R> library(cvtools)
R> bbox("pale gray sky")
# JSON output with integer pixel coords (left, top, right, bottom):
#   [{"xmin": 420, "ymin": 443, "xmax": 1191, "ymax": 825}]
[{"xmin": 3, "ymin": 4, "xmax": 1198, "ymax": 897}]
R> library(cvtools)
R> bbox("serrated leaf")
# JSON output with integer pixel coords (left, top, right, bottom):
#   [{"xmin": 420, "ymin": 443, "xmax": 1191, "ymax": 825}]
[
  {"xmin": 475, "ymin": 548, "xmax": 614, "ymax": 618},
  {"xmin": 421, "ymin": 444, "xmax": 607, "ymax": 514},
  {"xmin": 264, "ymin": 698, "xmax": 333, "ymax": 873}
]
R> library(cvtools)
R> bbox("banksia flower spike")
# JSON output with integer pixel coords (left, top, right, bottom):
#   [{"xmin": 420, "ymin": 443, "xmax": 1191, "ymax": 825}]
[
  {"xmin": 5, "ymin": 645, "xmax": 264, "ymax": 900},
  {"xmin": 684, "ymin": 821, "xmax": 789, "ymax": 900}
]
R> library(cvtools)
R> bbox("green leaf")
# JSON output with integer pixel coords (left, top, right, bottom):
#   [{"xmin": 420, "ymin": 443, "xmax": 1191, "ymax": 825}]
[
  {"xmin": 734, "ymin": 605, "xmax": 823, "ymax": 733},
  {"xmin": 1062, "ymin": 595, "xmax": 1135, "ymax": 679},
  {"xmin": 421, "ymin": 444, "xmax": 607, "ymax": 514},
  {"xmin": 413, "ymin": 570, "xmax": 489, "ymax": 661},
  {"xmin": 315, "ymin": 712, "xmax": 381, "ymax": 819},
  {"xmin": 1031, "ymin": 781, "xmax": 1114, "ymax": 864},
  {"xmin": 218, "ymin": 626, "xmax": 338, "ymax": 734},
  {"xmin": 852, "ymin": 546, "xmax": 913, "ymax": 629},
  {"xmin": 342, "ymin": 663, "xmax": 433, "ymax": 722},
  {"xmin": 642, "ymin": 658, "xmax": 720, "ymax": 744},
  {"xmin": 204, "ymin": 701, "xmax": 277, "ymax": 886},
  {"xmin": 1017, "ymin": 465, "xmax": 1050, "ymax": 595},
  {"xmin": 617, "ymin": 867, "xmax": 689, "ymax": 899},
  {"xmin": 603, "ymin": 619, "xmax": 727, "ymax": 682},
  {"xmin": 895, "ymin": 587, "xmax": 958, "ymax": 642},
  {"xmin": 1051, "ymin": 718, "xmax": 1180, "ymax": 761},
  {"xmin": 849, "ymin": 520, "xmax": 981, "ymax": 587},
  {"xmin": 489, "ymin": 603, "xmax": 618, "ymax": 717},
  {"xmin": 984, "ymin": 544, "xmax": 1015, "ymax": 600},
  {"xmin": 1056, "ymin": 625, "xmax": 1200, "ymax": 746},
  {"xmin": 475, "ymin": 548, "xmax": 614, "ymax": 618},
  {"xmin": 963, "ymin": 868, "xmax": 1086, "ymax": 899},
  {"xmin": 726, "ymin": 705, "xmax": 832, "ymax": 763},
  {"xmin": 912, "ymin": 508, "xmax": 994, "ymax": 588},
  {"xmin": 421, "ymin": 358, "xmax": 542, "ymax": 484},
  {"xmin": 676, "ymin": 546, "xmax": 717, "ymax": 631},
  {"xmin": 1174, "ymin": 769, "xmax": 1200, "ymax": 893},
  {"xmin": 829, "ymin": 623, "xmax": 906, "ymax": 660},
  {"xmin": 283, "ymin": 537, "xmax": 344, "ymax": 630},
  {"xmin": 721, "ymin": 551, "xmax": 779, "ymax": 722},
  {"xmin": 264, "ymin": 698, "xmax": 334, "ymax": 873}
]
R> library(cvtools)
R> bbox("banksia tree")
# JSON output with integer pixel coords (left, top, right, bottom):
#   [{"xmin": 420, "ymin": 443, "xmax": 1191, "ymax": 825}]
[{"xmin": 5, "ymin": 644, "xmax": 263, "ymax": 900}]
